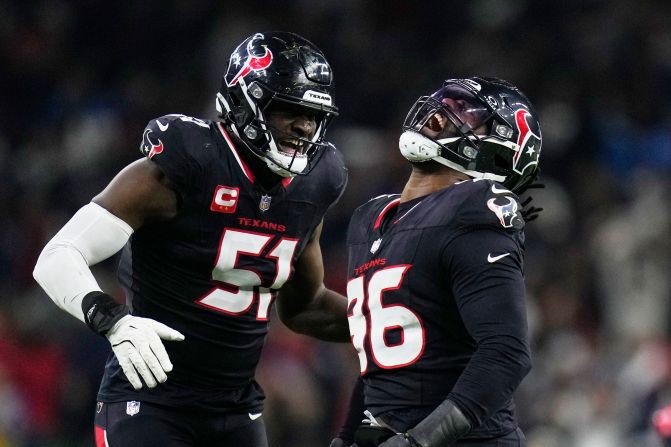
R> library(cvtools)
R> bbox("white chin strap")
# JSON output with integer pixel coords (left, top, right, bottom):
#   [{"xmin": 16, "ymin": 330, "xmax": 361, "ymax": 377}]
[
  {"xmin": 398, "ymin": 130, "xmax": 506, "ymax": 182},
  {"xmin": 264, "ymin": 148, "xmax": 308, "ymax": 177},
  {"xmin": 399, "ymin": 130, "xmax": 442, "ymax": 162}
]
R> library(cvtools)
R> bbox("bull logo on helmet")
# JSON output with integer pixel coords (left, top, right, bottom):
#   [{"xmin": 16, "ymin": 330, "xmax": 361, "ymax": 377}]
[
  {"xmin": 512, "ymin": 109, "xmax": 541, "ymax": 176},
  {"xmin": 487, "ymin": 197, "xmax": 520, "ymax": 228},
  {"xmin": 226, "ymin": 33, "xmax": 274, "ymax": 87}
]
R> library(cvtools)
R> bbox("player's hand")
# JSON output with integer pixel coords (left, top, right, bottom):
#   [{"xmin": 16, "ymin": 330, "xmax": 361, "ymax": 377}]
[{"xmin": 106, "ymin": 315, "xmax": 185, "ymax": 390}]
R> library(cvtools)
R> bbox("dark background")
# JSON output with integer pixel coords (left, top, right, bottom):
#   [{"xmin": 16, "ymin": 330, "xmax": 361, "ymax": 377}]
[{"xmin": 2, "ymin": 1, "xmax": 671, "ymax": 446}]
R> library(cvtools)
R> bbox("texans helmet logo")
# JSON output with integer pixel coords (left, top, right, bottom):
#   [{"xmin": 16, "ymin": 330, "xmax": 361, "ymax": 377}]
[
  {"xmin": 512, "ymin": 109, "xmax": 541, "ymax": 174},
  {"xmin": 141, "ymin": 129, "xmax": 164, "ymax": 159},
  {"xmin": 227, "ymin": 33, "xmax": 274, "ymax": 86}
]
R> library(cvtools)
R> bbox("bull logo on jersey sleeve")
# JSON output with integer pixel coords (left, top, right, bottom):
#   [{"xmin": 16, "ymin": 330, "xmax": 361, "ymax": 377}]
[
  {"xmin": 226, "ymin": 33, "xmax": 274, "ymax": 87},
  {"xmin": 487, "ymin": 197, "xmax": 520, "ymax": 228},
  {"xmin": 512, "ymin": 109, "xmax": 541, "ymax": 177},
  {"xmin": 140, "ymin": 129, "xmax": 164, "ymax": 159}
]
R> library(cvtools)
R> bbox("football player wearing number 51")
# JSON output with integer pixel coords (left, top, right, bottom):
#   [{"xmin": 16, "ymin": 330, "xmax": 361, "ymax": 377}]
[{"xmin": 33, "ymin": 31, "xmax": 348, "ymax": 447}]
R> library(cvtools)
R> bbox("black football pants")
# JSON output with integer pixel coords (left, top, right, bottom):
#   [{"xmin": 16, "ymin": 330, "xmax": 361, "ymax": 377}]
[{"xmin": 94, "ymin": 400, "xmax": 268, "ymax": 447}]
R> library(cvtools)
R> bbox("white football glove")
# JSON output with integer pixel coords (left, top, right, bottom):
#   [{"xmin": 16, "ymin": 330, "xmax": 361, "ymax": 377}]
[{"xmin": 106, "ymin": 315, "xmax": 185, "ymax": 390}]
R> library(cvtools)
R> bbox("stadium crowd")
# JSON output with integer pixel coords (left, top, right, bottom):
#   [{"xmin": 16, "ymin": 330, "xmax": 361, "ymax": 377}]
[{"xmin": 1, "ymin": 1, "xmax": 671, "ymax": 446}]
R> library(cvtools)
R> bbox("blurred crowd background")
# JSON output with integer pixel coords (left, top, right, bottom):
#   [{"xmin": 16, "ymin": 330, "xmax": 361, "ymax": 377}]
[{"xmin": 2, "ymin": 1, "xmax": 671, "ymax": 446}]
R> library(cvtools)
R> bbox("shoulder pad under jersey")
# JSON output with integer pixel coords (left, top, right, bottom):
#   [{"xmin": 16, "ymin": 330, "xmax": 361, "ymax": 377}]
[{"xmin": 453, "ymin": 179, "xmax": 525, "ymax": 232}]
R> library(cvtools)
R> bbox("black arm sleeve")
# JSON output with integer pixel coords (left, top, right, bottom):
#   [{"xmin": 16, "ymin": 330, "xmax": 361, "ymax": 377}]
[{"xmin": 442, "ymin": 228, "xmax": 532, "ymax": 428}]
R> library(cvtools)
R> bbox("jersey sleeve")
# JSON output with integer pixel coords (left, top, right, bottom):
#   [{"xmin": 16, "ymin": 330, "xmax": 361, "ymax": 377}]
[
  {"xmin": 324, "ymin": 144, "xmax": 348, "ymax": 210},
  {"xmin": 441, "ymin": 227, "xmax": 532, "ymax": 428},
  {"xmin": 139, "ymin": 115, "xmax": 201, "ymax": 198},
  {"xmin": 455, "ymin": 180, "xmax": 525, "ymax": 233}
]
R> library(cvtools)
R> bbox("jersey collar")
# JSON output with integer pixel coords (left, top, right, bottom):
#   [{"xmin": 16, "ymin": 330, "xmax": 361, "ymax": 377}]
[
  {"xmin": 373, "ymin": 198, "xmax": 401, "ymax": 230},
  {"xmin": 217, "ymin": 122, "xmax": 294, "ymax": 189}
]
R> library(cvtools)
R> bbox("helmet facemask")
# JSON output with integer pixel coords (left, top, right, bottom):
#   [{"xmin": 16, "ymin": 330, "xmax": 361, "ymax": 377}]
[
  {"xmin": 399, "ymin": 79, "xmax": 541, "ymax": 193},
  {"xmin": 216, "ymin": 32, "xmax": 338, "ymax": 177}
]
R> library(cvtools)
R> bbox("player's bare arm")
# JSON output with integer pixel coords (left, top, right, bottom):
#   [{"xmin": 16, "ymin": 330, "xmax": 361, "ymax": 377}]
[
  {"xmin": 275, "ymin": 220, "xmax": 350, "ymax": 342},
  {"xmin": 92, "ymin": 158, "xmax": 179, "ymax": 229}
]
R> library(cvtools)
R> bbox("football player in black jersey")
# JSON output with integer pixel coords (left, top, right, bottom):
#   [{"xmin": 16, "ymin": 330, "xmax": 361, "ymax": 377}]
[
  {"xmin": 33, "ymin": 32, "xmax": 349, "ymax": 446},
  {"xmin": 331, "ymin": 78, "xmax": 542, "ymax": 447}
]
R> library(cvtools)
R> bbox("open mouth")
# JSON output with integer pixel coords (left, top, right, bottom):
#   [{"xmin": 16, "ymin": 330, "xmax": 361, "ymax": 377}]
[{"xmin": 278, "ymin": 137, "xmax": 306, "ymax": 156}]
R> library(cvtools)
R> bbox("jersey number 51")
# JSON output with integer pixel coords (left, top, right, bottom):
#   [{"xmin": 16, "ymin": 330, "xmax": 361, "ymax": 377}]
[{"xmin": 197, "ymin": 228, "xmax": 298, "ymax": 320}]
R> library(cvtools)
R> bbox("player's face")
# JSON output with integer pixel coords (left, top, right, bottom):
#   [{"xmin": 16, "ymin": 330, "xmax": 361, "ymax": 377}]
[
  {"xmin": 421, "ymin": 97, "xmax": 489, "ymax": 140},
  {"xmin": 266, "ymin": 102, "xmax": 318, "ymax": 157}
]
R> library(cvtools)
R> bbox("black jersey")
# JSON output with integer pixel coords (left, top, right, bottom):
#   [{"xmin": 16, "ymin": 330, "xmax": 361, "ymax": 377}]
[
  {"xmin": 346, "ymin": 180, "xmax": 531, "ymax": 438},
  {"xmin": 98, "ymin": 114, "xmax": 347, "ymax": 412}
]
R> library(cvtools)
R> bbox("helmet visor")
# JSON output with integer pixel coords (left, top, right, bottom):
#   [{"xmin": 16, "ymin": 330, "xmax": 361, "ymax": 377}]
[{"xmin": 403, "ymin": 84, "xmax": 492, "ymax": 140}]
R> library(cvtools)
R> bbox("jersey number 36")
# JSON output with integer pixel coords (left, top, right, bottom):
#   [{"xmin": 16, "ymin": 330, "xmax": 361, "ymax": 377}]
[{"xmin": 347, "ymin": 265, "xmax": 425, "ymax": 372}]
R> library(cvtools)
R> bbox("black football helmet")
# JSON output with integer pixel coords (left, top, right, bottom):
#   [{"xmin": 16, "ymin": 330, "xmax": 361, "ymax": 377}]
[
  {"xmin": 216, "ymin": 32, "xmax": 338, "ymax": 177},
  {"xmin": 399, "ymin": 77, "xmax": 542, "ymax": 193}
]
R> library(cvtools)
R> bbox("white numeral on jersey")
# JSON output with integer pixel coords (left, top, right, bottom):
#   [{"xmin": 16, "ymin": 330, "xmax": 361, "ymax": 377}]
[
  {"xmin": 347, "ymin": 276, "xmax": 368, "ymax": 371},
  {"xmin": 347, "ymin": 265, "xmax": 424, "ymax": 372},
  {"xmin": 197, "ymin": 229, "xmax": 298, "ymax": 319}
]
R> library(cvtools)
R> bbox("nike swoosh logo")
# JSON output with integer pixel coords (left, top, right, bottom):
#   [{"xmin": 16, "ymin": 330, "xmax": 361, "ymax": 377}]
[
  {"xmin": 487, "ymin": 253, "xmax": 511, "ymax": 263},
  {"xmin": 157, "ymin": 120, "xmax": 169, "ymax": 131},
  {"xmin": 249, "ymin": 412, "xmax": 262, "ymax": 420},
  {"xmin": 491, "ymin": 184, "xmax": 511, "ymax": 194}
]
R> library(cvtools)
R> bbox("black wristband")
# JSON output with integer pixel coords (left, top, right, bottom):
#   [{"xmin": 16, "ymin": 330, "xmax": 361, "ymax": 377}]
[
  {"xmin": 81, "ymin": 291, "xmax": 129, "ymax": 336},
  {"xmin": 407, "ymin": 399, "xmax": 471, "ymax": 447}
]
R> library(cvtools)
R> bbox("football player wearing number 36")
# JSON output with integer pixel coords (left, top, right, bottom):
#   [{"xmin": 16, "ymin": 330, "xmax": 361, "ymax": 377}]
[
  {"xmin": 331, "ymin": 78, "xmax": 542, "ymax": 447},
  {"xmin": 33, "ymin": 32, "xmax": 348, "ymax": 447}
]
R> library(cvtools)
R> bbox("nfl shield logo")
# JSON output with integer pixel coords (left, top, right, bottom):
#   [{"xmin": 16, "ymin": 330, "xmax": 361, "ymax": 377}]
[
  {"xmin": 126, "ymin": 401, "xmax": 141, "ymax": 416},
  {"xmin": 370, "ymin": 238, "xmax": 382, "ymax": 254},
  {"xmin": 259, "ymin": 194, "xmax": 272, "ymax": 212}
]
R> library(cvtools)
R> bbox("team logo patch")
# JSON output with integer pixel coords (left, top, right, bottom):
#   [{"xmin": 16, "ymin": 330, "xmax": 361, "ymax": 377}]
[
  {"xmin": 370, "ymin": 238, "xmax": 382, "ymax": 254},
  {"xmin": 126, "ymin": 401, "xmax": 140, "ymax": 416},
  {"xmin": 259, "ymin": 194, "xmax": 272, "ymax": 212},
  {"xmin": 141, "ymin": 128, "xmax": 164, "ymax": 159},
  {"xmin": 227, "ymin": 33, "xmax": 273, "ymax": 87},
  {"xmin": 487, "ymin": 197, "xmax": 519, "ymax": 228},
  {"xmin": 96, "ymin": 401, "xmax": 104, "ymax": 413},
  {"xmin": 210, "ymin": 185, "xmax": 239, "ymax": 214}
]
